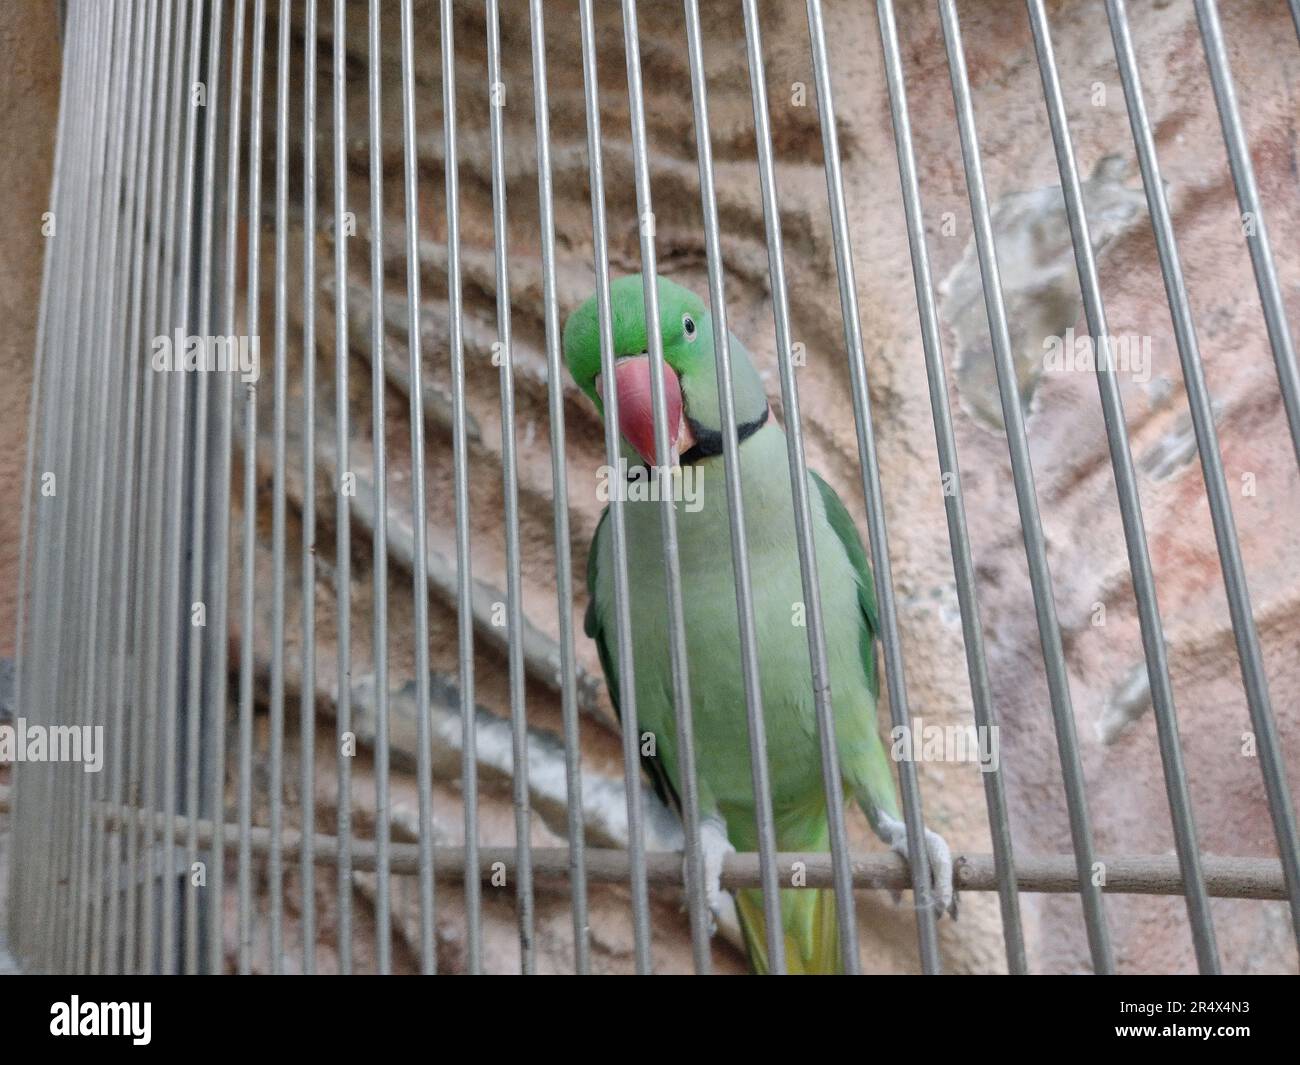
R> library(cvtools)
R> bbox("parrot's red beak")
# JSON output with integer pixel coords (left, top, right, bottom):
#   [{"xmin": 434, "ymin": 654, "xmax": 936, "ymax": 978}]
[{"xmin": 597, "ymin": 355, "xmax": 695, "ymax": 465}]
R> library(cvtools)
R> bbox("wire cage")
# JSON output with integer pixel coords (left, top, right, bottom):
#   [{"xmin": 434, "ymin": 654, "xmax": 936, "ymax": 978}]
[{"xmin": 6, "ymin": 0, "xmax": 1300, "ymax": 975}]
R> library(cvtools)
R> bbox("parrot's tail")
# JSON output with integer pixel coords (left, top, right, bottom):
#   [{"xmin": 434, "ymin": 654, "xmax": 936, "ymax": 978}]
[{"xmin": 735, "ymin": 886, "xmax": 841, "ymax": 975}]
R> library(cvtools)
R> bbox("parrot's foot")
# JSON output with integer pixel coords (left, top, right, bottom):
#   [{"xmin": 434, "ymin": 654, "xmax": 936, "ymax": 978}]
[
  {"xmin": 686, "ymin": 815, "xmax": 735, "ymax": 937},
  {"xmin": 877, "ymin": 811, "xmax": 956, "ymax": 919}
]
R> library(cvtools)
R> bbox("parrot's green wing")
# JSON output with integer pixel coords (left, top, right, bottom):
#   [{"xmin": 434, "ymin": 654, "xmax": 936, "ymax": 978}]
[
  {"xmin": 585, "ymin": 506, "xmax": 680, "ymax": 810},
  {"xmin": 810, "ymin": 470, "xmax": 880, "ymax": 700}
]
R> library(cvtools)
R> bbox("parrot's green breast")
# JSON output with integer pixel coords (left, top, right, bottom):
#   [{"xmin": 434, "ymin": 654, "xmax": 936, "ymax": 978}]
[{"xmin": 588, "ymin": 422, "xmax": 886, "ymax": 852}]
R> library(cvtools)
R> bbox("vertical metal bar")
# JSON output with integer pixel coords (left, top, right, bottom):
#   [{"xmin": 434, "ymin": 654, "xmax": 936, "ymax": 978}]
[
  {"xmin": 58, "ymin": 2, "xmax": 104, "ymax": 972},
  {"xmin": 61, "ymin": 0, "xmax": 111, "ymax": 969},
  {"xmin": 332, "ymin": 0, "xmax": 355, "ymax": 977},
  {"xmin": 1025, "ymin": 0, "xmax": 1220, "ymax": 975},
  {"xmin": 17, "ymin": 0, "xmax": 85, "ymax": 972},
  {"xmin": 398, "ymin": 0, "xmax": 438, "ymax": 975},
  {"xmin": 680, "ymin": 0, "xmax": 785, "ymax": 974},
  {"xmin": 47, "ymin": 2, "xmax": 100, "ymax": 969},
  {"xmin": 116, "ymin": 0, "xmax": 156, "ymax": 972},
  {"xmin": 60, "ymin": 0, "xmax": 117, "ymax": 971},
  {"xmin": 239, "ymin": 0, "xmax": 268, "ymax": 976},
  {"xmin": 577, "ymin": 0, "xmax": 653, "ymax": 974},
  {"xmin": 82, "ymin": 0, "xmax": 137, "ymax": 975},
  {"xmin": 484, "ymin": 0, "xmax": 537, "ymax": 976},
  {"xmin": 1195, "ymin": 0, "xmax": 1300, "ymax": 473},
  {"xmin": 1107, "ymin": 0, "xmax": 1300, "ymax": 948},
  {"xmin": 366, "ymin": 0, "xmax": 393, "ymax": 975},
  {"xmin": 58, "ymin": 0, "xmax": 105, "ymax": 972},
  {"xmin": 144, "ymin": 0, "xmax": 180, "ymax": 971},
  {"xmin": 440, "ymin": 0, "xmax": 484, "ymax": 975},
  {"xmin": 132, "ymin": 0, "xmax": 175, "ymax": 976},
  {"xmin": 619, "ymin": 0, "xmax": 712, "ymax": 974},
  {"xmin": 527, "ymin": 0, "xmax": 590, "ymax": 975},
  {"xmin": 301, "ymin": 0, "xmax": 320, "ymax": 978},
  {"xmin": 938, "ymin": 0, "xmax": 1114, "ymax": 974},
  {"xmin": 103, "ymin": 0, "xmax": 157, "ymax": 977},
  {"xmin": 140, "ymin": 0, "xmax": 182, "ymax": 972},
  {"xmin": 875, "ymin": 0, "xmax": 1026, "ymax": 975},
  {"xmin": 740, "ymin": 0, "xmax": 860, "ymax": 973},
  {"xmin": 21, "ymin": 0, "xmax": 68, "ymax": 949},
  {"xmin": 65, "ymin": 6, "xmax": 101, "ymax": 973},
  {"xmin": 20, "ymin": 0, "xmax": 61, "ymax": 951},
  {"xmin": 82, "ymin": 0, "xmax": 131, "ymax": 972},
  {"xmin": 159, "ymin": 0, "xmax": 204, "ymax": 975},
  {"xmin": 50, "ymin": 0, "xmax": 116, "ymax": 972},
  {"xmin": 184, "ymin": 0, "xmax": 226, "ymax": 977},
  {"xmin": 65, "ymin": 0, "xmax": 115, "ymax": 971},
  {"xmin": 97, "ymin": 0, "xmax": 153, "ymax": 974},
  {"xmin": 209, "ymin": 0, "xmax": 247, "ymax": 976},
  {"xmin": 9, "ymin": 0, "xmax": 73, "ymax": 966},
  {"xmin": 158, "ymin": 0, "xmax": 201, "ymax": 972},
  {"xmin": 12, "ymin": 0, "xmax": 79, "ymax": 968},
  {"xmin": 93, "ymin": 0, "xmax": 144, "ymax": 975},
  {"xmin": 806, "ymin": 0, "xmax": 942, "ymax": 973},
  {"xmin": 143, "ymin": 0, "xmax": 175, "ymax": 972},
  {"xmin": 269, "ymin": 0, "xmax": 291, "ymax": 974}
]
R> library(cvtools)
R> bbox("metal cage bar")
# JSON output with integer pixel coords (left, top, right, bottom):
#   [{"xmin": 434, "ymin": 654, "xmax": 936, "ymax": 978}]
[
  {"xmin": 741, "ymin": 0, "xmax": 861, "ymax": 973},
  {"xmin": 238, "ymin": 0, "xmax": 266, "ymax": 977},
  {"xmin": 939, "ymin": 0, "xmax": 1115, "ymax": 974},
  {"xmin": 365, "ymin": 0, "xmax": 392, "ymax": 977},
  {"xmin": 1025, "ymin": 0, "xmax": 1219, "ymax": 973},
  {"xmin": 621, "ymin": 0, "xmax": 712, "ymax": 973},
  {"xmin": 210, "ymin": 0, "xmax": 245, "ymax": 976},
  {"xmin": 807, "ymin": 0, "xmax": 943, "ymax": 973},
  {"xmin": 577, "ymin": 0, "xmax": 654, "ymax": 973},
  {"xmin": 440, "ymin": 0, "xmax": 484, "ymax": 977},
  {"xmin": 874, "ymin": 0, "xmax": 1027, "ymax": 975},
  {"xmin": 528, "ymin": 0, "xmax": 591, "ymax": 975},
  {"xmin": 1195, "ymin": 1, "xmax": 1300, "ymax": 474},
  {"xmin": 682, "ymin": 0, "xmax": 786, "ymax": 975},
  {"xmin": 1106, "ymin": 0, "xmax": 1300, "ymax": 948},
  {"xmin": 486, "ymin": 0, "xmax": 537, "ymax": 974},
  {"xmin": 330, "ymin": 0, "xmax": 354, "ymax": 976},
  {"xmin": 299, "ymin": 0, "xmax": 319, "ymax": 976},
  {"xmin": 398, "ymin": 0, "xmax": 437, "ymax": 975}
]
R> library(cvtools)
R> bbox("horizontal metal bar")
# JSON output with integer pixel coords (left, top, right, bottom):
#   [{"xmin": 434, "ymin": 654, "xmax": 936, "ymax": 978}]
[{"xmin": 49, "ymin": 800, "xmax": 1290, "ymax": 902}]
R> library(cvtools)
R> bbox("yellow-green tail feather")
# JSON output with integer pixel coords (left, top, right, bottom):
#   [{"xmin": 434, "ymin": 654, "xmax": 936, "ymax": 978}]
[{"xmin": 735, "ymin": 886, "xmax": 841, "ymax": 975}]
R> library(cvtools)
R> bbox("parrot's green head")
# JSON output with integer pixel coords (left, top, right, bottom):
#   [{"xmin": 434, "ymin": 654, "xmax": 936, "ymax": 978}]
[{"xmin": 562, "ymin": 274, "xmax": 769, "ymax": 466}]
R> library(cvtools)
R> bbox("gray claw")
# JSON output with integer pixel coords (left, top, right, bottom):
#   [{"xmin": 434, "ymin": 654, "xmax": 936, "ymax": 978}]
[
  {"xmin": 687, "ymin": 816, "xmax": 734, "ymax": 938},
  {"xmin": 878, "ymin": 812, "xmax": 956, "ymax": 918}
]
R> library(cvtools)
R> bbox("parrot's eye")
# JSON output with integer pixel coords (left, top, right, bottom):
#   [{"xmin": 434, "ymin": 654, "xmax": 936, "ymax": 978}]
[{"xmin": 682, "ymin": 314, "xmax": 697, "ymax": 342}]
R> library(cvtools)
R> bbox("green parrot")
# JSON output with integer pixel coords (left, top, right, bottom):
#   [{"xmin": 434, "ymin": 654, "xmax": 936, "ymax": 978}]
[{"xmin": 563, "ymin": 275, "xmax": 953, "ymax": 974}]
